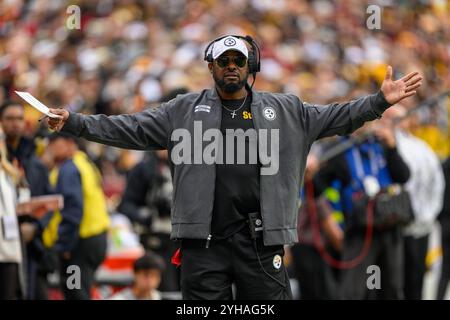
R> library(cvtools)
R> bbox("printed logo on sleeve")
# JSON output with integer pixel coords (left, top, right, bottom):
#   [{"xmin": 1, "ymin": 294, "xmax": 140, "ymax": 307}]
[{"xmin": 262, "ymin": 106, "xmax": 276, "ymax": 121}]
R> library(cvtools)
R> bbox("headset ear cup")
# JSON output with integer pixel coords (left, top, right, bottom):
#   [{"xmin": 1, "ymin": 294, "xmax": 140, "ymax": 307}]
[
  {"xmin": 204, "ymin": 41, "xmax": 215, "ymax": 62},
  {"xmin": 255, "ymin": 52, "xmax": 260, "ymax": 72},
  {"xmin": 253, "ymin": 46, "xmax": 260, "ymax": 73},
  {"xmin": 248, "ymin": 52, "xmax": 256, "ymax": 74},
  {"xmin": 245, "ymin": 37, "xmax": 260, "ymax": 74},
  {"xmin": 205, "ymin": 45, "xmax": 213, "ymax": 62}
]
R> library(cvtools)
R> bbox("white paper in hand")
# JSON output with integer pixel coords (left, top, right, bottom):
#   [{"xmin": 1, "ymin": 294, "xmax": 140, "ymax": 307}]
[{"xmin": 14, "ymin": 91, "xmax": 61, "ymax": 118}]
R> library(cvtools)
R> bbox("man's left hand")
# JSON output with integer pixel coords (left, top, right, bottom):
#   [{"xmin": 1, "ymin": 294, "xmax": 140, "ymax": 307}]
[{"xmin": 381, "ymin": 66, "xmax": 422, "ymax": 105}]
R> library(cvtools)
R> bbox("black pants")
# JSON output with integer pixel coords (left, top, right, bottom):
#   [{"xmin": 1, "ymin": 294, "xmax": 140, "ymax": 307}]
[
  {"xmin": 340, "ymin": 226, "xmax": 403, "ymax": 300},
  {"xmin": 59, "ymin": 232, "xmax": 107, "ymax": 300},
  {"xmin": 290, "ymin": 243, "xmax": 339, "ymax": 299},
  {"xmin": 403, "ymin": 234, "xmax": 429, "ymax": 300},
  {"xmin": 0, "ymin": 262, "xmax": 19, "ymax": 300},
  {"xmin": 437, "ymin": 222, "xmax": 450, "ymax": 299},
  {"xmin": 180, "ymin": 230, "xmax": 292, "ymax": 300}
]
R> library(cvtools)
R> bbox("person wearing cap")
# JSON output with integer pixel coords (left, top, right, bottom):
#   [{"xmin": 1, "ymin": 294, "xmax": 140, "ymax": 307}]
[
  {"xmin": 109, "ymin": 251, "xmax": 165, "ymax": 300},
  {"xmin": 43, "ymin": 132, "xmax": 110, "ymax": 299},
  {"xmin": 46, "ymin": 35, "xmax": 422, "ymax": 300}
]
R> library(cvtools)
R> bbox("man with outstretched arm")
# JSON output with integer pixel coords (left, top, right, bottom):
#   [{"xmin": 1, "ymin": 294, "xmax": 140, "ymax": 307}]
[{"xmin": 47, "ymin": 35, "xmax": 421, "ymax": 300}]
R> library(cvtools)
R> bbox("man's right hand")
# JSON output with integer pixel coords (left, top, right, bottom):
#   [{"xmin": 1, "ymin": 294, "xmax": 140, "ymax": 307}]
[{"xmin": 47, "ymin": 108, "xmax": 70, "ymax": 131}]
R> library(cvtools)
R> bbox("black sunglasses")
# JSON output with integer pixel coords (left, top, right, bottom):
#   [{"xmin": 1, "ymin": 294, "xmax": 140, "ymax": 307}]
[{"xmin": 215, "ymin": 55, "xmax": 247, "ymax": 68}]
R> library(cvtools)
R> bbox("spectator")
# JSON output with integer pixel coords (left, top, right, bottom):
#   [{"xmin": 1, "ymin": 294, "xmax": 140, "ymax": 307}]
[
  {"xmin": 0, "ymin": 100, "xmax": 50, "ymax": 196},
  {"xmin": 0, "ymin": 100, "xmax": 52, "ymax": 299},
  {"xmin": 43, "ymin": 132, "xmax": 110, "ymax": 299},
  {"xmin": 382, "ymin": 105, "xmax": 445, "ymax": 300},
  {"xmin": 0, "ymin": 123, "xmax": 22, "ymax": 299},
  {"xmin": 109, "ymin": 251, "xmax": 165, "ymax": 300},
  {"xmin": 335, "ymin": 121, "xmax": 411, "ymax": 299}
]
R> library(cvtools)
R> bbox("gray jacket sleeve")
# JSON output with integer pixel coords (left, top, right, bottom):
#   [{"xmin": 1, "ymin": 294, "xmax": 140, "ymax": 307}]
[
  {"xmin": 301, "ymin": 91, "xmax": 391, "ymax": 143},
  {"xmin": 61, "ymin": 102, "xmax": 172, "ymax": 150}
]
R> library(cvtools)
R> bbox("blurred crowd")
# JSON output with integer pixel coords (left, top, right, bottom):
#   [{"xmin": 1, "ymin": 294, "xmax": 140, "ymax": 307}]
[{"xmin": 0, "ymin": 0, "xmax": 449, "ymax": 300}]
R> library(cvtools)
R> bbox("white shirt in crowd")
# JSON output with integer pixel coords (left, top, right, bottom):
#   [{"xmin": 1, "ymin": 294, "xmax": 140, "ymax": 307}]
[
  {"xmin": 395, "ymin": 129, "xmax": 445, "ymax": 238},
  {"xmin": 0, "ymin": 170, "xmax": 22, "ymax": 264}
]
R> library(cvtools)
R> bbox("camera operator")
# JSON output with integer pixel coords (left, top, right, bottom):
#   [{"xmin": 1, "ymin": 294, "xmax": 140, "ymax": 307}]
[{"xmin": 326, "ymin": 121, "xmax": 411, "ymax": 299}]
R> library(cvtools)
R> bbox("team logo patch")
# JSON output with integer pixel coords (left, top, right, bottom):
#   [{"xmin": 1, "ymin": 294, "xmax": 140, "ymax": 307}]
[
  {"xmin": 273, "ymin": 255, "xmax": 282, "ymax": 270},
  {"xmin": 224, "ymin": 37, "xmax": 236, "ymax": 47},
  {"xmin": 263, "ymin": 106, "xmax": 276, "ymax": 121}
]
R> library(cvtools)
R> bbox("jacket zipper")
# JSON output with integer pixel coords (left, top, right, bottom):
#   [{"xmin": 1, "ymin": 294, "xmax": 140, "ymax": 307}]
[
  {"xmin": 205, "ymin": 93, "xmax": 221, "ymax": 249},
  {"xmin": 205, "ymin": 234, "xmax": 212, "ymax": 248}
]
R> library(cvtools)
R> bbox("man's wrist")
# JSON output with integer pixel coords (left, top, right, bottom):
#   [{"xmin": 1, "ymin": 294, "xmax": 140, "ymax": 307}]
[
  {"xmin": 376, "ymin": 90, "xmax": 391, "ymax": 108},
  {"xmin": 61, "ymin": 111, "xmax": 81, "ymax": 135},
  {"xmin": 370, "ymin": 91, "xmax": 392, "ymax": 118}
]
